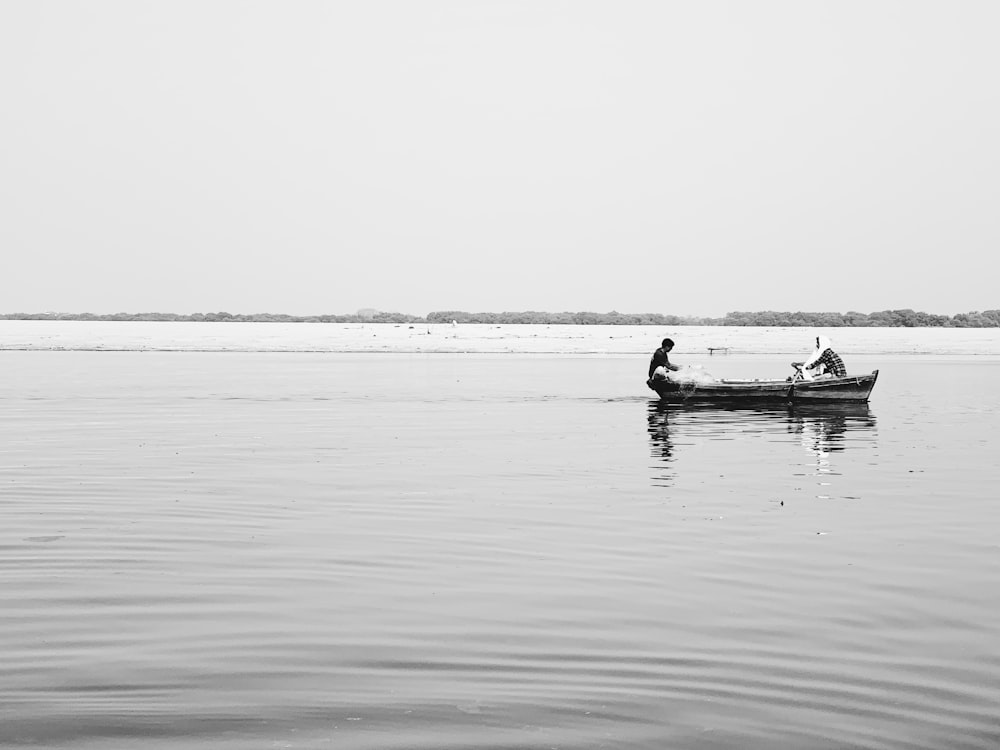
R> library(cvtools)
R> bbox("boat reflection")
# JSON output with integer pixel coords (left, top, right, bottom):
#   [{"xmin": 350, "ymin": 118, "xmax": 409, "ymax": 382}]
[{"xmin": 647, "ymin": 401, "xmax": 877, "ymax": 485}]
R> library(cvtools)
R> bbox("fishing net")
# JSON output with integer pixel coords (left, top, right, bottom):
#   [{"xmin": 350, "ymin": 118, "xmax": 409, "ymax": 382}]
[{"xmin": 669, "ymin": 365, "xmax": 718, "ymax": 385}]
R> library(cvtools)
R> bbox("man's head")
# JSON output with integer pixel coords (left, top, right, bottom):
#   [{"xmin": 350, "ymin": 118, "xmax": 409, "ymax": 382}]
[{"xmin": 661, "ymin": 338, "xmax": 674, "ymax": 351}]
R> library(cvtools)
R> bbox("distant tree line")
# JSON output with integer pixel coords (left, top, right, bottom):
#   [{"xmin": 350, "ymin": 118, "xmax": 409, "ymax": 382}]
[
  {"xmin": 0, "ymin": 311, "xmax": 423, "ymax": 324},
  {"xmin": 425, "ymin": 309, "xmax": 1000, "ymax": 327},
  {"xmin": 3, "ymin": 309, "xmax": 999, "ymax": 327}
]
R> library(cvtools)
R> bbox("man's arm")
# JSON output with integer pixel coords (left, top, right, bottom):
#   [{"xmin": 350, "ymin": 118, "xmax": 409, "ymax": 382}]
[{"xmin": 806, "ymin": 350, "xmax": 830, "ymax": 371}]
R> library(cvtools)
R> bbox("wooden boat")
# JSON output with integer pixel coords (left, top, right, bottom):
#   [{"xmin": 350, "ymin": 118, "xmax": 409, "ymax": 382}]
[{"xmin": 648, "ymin": 369, "xmax": 879, "ymax": 404}]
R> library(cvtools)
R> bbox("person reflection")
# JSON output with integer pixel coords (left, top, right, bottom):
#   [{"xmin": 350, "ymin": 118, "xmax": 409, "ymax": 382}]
[
  {"xmin": 787, "ymin": 404, "xmax": 876, "ymax": 479},
  {"xmin": 647, "ymin": 400, "xmax": 675, "ymax": 484}
]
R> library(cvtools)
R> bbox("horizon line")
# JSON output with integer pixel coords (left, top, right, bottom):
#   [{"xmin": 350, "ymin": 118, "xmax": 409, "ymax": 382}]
[{"xmin": 2, "ymin": 307, "xmax": 995, "ymax": 317}]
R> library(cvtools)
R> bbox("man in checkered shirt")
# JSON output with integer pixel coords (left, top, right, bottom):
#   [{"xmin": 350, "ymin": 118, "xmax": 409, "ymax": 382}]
[{"xmin": 794, "ymin": 336, "xmax": 846, "ymax": 378}]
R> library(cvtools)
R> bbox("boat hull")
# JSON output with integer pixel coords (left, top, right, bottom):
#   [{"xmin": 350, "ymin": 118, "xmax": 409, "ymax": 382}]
[{"xmin": 649, "ymin": 370, "xmax": 879, "ymax": 404}]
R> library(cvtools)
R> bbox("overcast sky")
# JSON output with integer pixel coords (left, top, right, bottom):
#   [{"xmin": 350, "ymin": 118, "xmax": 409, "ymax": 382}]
[{"xmin": 2, "ymin": 1, "xmax": 997, "ymax": 317}]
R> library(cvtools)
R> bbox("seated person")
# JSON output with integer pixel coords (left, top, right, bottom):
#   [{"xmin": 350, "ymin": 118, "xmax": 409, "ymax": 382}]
[
  {"xmin": 792, "ymin": 336, "xmax": 846, "ymax": 379},
  {"xmin": 648, "ymin": 338, "xmax": 681, "ymax": 382}
]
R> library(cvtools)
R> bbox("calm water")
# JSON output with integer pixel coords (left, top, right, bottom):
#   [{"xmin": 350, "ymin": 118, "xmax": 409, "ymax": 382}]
[{"xmin": 3, "ymin": 347, "xmax": 999, "ymax": 749}]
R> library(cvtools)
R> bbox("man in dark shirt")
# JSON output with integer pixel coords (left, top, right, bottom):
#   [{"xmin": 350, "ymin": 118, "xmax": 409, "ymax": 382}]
[{"xmin": 648, "ymin": 338, "xmax": 681, "ymax": 380}]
